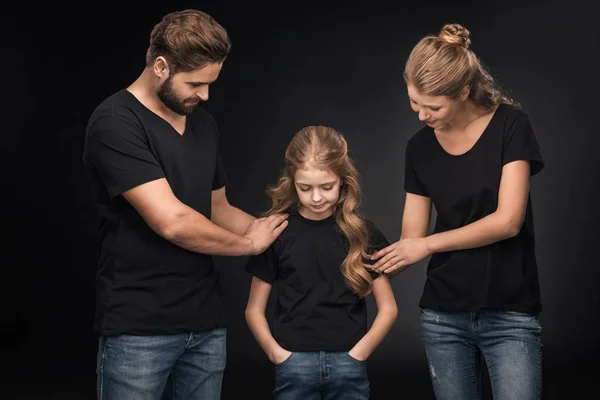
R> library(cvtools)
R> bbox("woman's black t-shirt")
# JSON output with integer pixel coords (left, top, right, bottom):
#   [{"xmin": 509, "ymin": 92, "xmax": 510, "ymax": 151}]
[{"xmin": 404, "ymin": 103, "xmax": 544, "ymax": 314}]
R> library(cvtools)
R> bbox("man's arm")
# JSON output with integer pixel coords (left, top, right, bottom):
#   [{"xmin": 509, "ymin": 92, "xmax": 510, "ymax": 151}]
[
  {"xmin": 211, "ymin": 187, "xmax": 255, "ymax": 236},
  {"xmin": 123, "ymin": 178, "xmax": 287, "ymax": 256}
]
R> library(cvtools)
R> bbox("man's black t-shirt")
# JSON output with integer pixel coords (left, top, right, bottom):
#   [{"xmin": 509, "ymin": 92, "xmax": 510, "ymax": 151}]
[
  {"xmin": 245, "ymin": 212, "xmax": 389, "ymax": 352},
  {"xmin": 404, "ymin": 103, "xmax": 544, "ymax": 314},
  {"xmin": 82, "ymin": 89, "xmax": 228, "ymax": 336}
]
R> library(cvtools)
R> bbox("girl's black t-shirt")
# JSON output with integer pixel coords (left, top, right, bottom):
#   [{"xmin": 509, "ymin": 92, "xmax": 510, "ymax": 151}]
[
  {"xmin": 404, "ymin": 103, "xmax": 544, "ymax": 314},
  {"xmin": 246, "ymin": 212, "xmax": 389, "ymax": 352}
]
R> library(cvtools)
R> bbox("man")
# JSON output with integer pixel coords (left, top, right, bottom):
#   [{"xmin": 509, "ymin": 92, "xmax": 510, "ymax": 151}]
[{"xmin": 82, "ymin": 9, "xmax": 288, "ymax": 399}]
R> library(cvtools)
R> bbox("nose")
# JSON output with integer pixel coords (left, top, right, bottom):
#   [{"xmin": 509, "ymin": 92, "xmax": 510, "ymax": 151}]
[
  {"xmin": 418, "ymin": 109, "xmax": 429, "ymax": 121},
  {"xmin": 311, "ymin": 190, "xmax": 322, "ymax": 203},
  {"xmin": 196, "ymin": 86, "xmax": 209, "ymax": 101}
]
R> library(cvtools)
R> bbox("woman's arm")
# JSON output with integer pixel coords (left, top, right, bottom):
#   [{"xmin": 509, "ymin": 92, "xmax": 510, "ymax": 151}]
[
  {"xmin": 373, "ymin": 160, "xmax": 530, "ymax": 274},
  {"xmin": 348, "ymin": 275, "xmax": 398, "ymax": 360},
  {"xmin": 373, "ymin": 192, "xmax": 431, "ymax": 277},
  {"xmin": 245, "ymin": 277, "xmax": 292, "ymax": 364}
]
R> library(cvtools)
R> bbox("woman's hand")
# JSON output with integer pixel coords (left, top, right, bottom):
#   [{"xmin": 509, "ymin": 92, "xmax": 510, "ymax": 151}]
[{"xmin": 371, "ymin": 238, "xmax": 431, "ymax": 275}]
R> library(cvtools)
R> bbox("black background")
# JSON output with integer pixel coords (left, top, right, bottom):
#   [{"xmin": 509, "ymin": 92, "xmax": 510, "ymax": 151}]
[{"xmin": 3, "ymin": 0, "xmax": 599, "ymax": 398}]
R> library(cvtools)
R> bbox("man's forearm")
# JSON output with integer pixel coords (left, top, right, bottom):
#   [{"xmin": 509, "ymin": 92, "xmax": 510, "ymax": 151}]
[
  {"xmin": 161, "ymin": 206, "xmax": 254, "ymax": 256},
  {"xmin": 212, "ymin": 203, "xmax": 256, "ymax": 236}
]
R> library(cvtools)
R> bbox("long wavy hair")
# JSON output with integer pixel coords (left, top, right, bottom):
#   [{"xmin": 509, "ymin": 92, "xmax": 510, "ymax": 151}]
[
  {"xmin": 264, "ymin": 126, "xmax": 375, "ymax": 298},
  {"xmin": 404, "ymin": 23, "xmax": 517, "ymax": 109}
]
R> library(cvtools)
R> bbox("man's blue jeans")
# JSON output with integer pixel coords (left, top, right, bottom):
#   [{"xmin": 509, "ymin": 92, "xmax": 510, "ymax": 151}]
[
  {"xmin": 274, "ymin": 351, "xmax": 370, "ymax": 399},
  {"xmin": 420, "ymin": 309, "xmax": 542, "ymax": 400},
  {"xmin": 96, "ymin": 328, "xmax": 227, "ymax": 400}
]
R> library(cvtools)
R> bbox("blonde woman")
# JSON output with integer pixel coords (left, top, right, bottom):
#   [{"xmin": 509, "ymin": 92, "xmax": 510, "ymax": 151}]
[{"xmin": 372, "ymin": 24, "xmax": 544, "ymax": 400}]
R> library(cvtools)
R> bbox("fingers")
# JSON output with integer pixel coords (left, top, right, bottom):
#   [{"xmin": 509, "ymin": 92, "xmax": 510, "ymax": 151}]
[
  {"xmin": 372, "ymin": 245, "xmax": 394, "ymax": 261},
  {"xmin": 378, "ymin": 256, "xmax": 401, "ymax": 273},
  {"xmin": 382, "ymin": 259, "xmax": 410, "ymax": 274},
  {"xmin": 268, "ymin": 213, "xmax": 289, "ymax": 226},
  {"xmin": 373, "ymin": 252, "xmax": 396, "ymax": 269},
  {"xmin": 383, "ymin": 263, "xmax": 406, "ymax": 275},
  {"xmin": 273, "ymin": 220, "xmax": 288, "ymax": 236}
]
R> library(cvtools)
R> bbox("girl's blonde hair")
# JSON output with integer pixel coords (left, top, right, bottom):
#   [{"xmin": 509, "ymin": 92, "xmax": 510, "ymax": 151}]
[{"xmin": 265, "ymin": 126, "xmax": 375, "ymax": 297}]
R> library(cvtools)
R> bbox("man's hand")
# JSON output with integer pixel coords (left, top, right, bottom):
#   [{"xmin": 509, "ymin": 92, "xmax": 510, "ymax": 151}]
[{"xmin": 244, "ymin": 213, "xmax": 289, "ymax": 255}]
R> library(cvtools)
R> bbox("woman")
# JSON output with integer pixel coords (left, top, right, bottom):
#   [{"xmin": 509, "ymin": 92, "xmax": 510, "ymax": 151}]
[{"xmin": 372, "ymin": 24, "xmax": 544, "ymax": 400}]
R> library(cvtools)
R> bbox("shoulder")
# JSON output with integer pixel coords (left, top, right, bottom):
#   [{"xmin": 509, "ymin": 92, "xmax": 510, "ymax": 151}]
[
  {"xmin": 86, "ymin": 90, "xmax": 145, "ymax": 136},
  {"xmin": 406, "ymin": 125, "xmax": 434, "ymax": 153},
  {"xmin": 363, "ymin": 218, "xmax": 378, "ymax": 233},
  {"xmin": 363, "ymin": 218, "xmax": 389, "ymax": 246},
  {"xmin": 496, "ymin": 103, "xmax": 532, "ymax": 128},
  {"xmin": 271, "ymin": 212, "xmax": 303, "ymax": 244}
]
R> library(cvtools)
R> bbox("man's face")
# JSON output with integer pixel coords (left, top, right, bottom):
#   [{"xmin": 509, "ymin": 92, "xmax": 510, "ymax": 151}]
[{"xmin": 157, "ymin": 62, "xmax": 223, "ymax": 115}]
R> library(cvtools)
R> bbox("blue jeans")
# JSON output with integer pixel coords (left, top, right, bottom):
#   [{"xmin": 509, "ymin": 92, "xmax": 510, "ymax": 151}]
[
  {"xmin": 96, "ymin": 328, "xmax": 227, "ymax": 400},
  {"xmin": 420, "ymin": 309, "xmax": 542, "ymax": 400},
  {"xmin": 274, "ymin": 351, "xmax": 369, "ymax": 400}
]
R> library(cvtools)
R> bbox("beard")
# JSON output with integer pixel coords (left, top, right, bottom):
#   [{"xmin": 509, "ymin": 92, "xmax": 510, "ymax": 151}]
[{"xmin": 157, "ymin": 76, "xmax": 200, "ymax": 116}]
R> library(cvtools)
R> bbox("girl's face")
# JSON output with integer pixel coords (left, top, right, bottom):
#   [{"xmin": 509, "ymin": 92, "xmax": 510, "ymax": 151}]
[{"xmin": 294, "ymin": 165, "xmax": 341, "ymax": 220}]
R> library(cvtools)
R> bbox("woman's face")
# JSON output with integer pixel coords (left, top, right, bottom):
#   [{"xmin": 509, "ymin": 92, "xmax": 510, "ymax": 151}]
[{"xmin": 407, "ymin": 84, "xmax": 466, "ymax": 130}]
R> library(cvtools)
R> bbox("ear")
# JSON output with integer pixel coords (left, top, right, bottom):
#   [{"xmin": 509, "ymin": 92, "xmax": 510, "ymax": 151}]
[
  {"xmin": 153, "ymin": 57, "xmax": 170, "ymax": 79},
  {"xmin": 460, "ymin": 85, "xmax": 470, "ymax": 101}
]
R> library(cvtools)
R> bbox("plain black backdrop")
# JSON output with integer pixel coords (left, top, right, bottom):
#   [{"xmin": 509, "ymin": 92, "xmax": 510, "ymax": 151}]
[{"xmin": 3, "ymin": 0, "xmax": 599, "ymax": 398}]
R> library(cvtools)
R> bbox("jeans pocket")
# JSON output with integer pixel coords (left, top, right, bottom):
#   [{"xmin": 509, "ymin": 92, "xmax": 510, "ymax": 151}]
[
  {"xmin": 504, "ymin": 310, "xmax": 536, "ymax": 318},
  {"xmin": 275, "ymin": 352, "xmax": 295, "ymax": 367},
  {"xmin": 500, "ymin": 311, "xmax": 542, "ymax": 338},
  {"xmin": 503, "ymin": 310, "xmax": 540, "ymax": 324},
  {"xmin": 344, "ymin": 352, "xmax": 366, "ymax": 364}
]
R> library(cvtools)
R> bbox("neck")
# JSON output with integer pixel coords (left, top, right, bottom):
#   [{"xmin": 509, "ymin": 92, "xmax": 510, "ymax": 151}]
[
  {"xmin": 441, "ymin": 100, "xmax": 489, "ymax": 132},
  {"xmin": 298, "ymin": 206, "xmax": 334, "ymax": 221},
  {"xmin": 127, "ymin": 68, "xmax": 184, "ymax": 122}
]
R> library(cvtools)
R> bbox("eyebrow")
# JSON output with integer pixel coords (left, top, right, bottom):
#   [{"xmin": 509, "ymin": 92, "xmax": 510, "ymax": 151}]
[
  {"xmin": 408, "ymin": 96, "xmax": 441, "ymax": 108},
  {"xmin": 296, "ymin": 181, "xmax": 337, "ymax": 187}
]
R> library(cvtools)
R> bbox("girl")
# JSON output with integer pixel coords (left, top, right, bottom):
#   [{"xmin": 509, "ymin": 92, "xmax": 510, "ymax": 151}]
[
  {"xmin": 245, "ymin": 125, "xmax": 398, "ymax": 399},
  {"xmin": 372, "ymin": 24, "xmax": 545, "ymax": 399}
]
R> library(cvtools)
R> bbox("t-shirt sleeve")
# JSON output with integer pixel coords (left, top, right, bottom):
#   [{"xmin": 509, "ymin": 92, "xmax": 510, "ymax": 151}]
[
  {"xmin": 364, "ymin": 221, "xmax": 391, "ymax": 280},
  {"xmin": 502, "ymin": 111, "xmax": 544, "ymax": 176},
  {"xmin": 87, "ymin": 114, "xmax": 165, "ymax": 198},
  {"xmin": 245, "ymin": 244, "xmax": 278, "ymax": 284},
  {"xmin": 404, "ymin": 141, "xmax": 429, "ymax": 196},
  {"xmin": 209, "ymin": 116, "xmax": 228, "ymax": 190}
]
